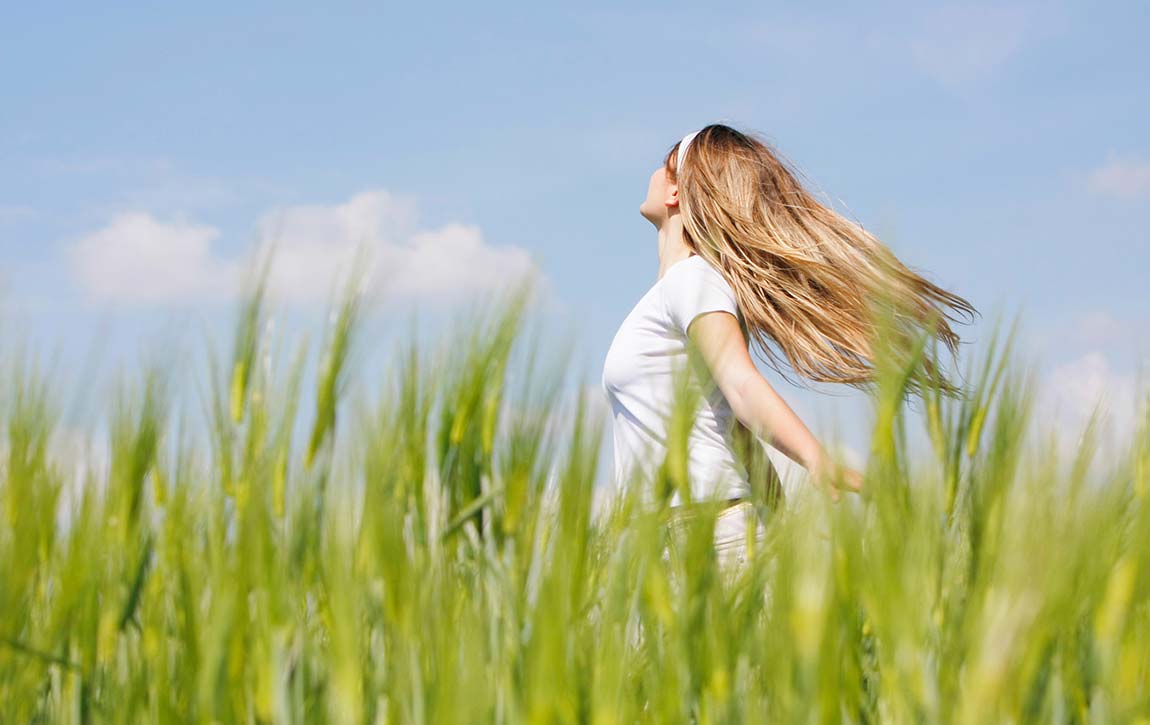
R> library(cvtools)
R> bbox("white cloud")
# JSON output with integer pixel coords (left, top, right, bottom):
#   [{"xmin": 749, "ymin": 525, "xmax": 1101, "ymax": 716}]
[
  {"xmin": 256, "ymin": 190, "xmax": 544, "ymax": 305},
  {"xmin": 1088, "ymin": 157, "xmax": 1150, "ymax": 201},
  {"xmin": 908, "ymin": 5, "xmax": 1029, "ymax": 88},
  {"xmin": 66, "ymin": 189, "xmax": 548, "ymax": 308},
  {"xmin": 67, "ymin": 212, "xmax": 240, "ymax": 304},
  {"xmin": 1039, "ymin": 351, "xmax": 1147, "ymax": 450}
]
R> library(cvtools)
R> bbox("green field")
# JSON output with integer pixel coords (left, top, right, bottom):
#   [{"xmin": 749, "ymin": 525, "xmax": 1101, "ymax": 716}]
[{"xmin": 1, "ymin": 271, "xmax": 1148, "ymax": 723}]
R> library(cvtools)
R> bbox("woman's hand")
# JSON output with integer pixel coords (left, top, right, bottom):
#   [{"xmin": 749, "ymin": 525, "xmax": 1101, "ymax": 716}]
[
  {"xmin": 808, "ymin": 456, "xmax": 864, "ymax": 502},
  {"xmin": 836, "ymin": 465, "xmax": 864, "ymax": 498}
]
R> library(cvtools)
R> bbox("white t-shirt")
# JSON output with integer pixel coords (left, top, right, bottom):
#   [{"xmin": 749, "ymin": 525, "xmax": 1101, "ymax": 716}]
[{"xmin": 601, "ymin": 254, "xmax": 752, "ymax": 507}]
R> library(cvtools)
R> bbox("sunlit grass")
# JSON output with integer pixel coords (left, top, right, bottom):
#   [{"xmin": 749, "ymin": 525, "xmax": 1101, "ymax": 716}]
[{"xmin": 1, "ymin": 267, "xmax": 1148, "ymax": 723}]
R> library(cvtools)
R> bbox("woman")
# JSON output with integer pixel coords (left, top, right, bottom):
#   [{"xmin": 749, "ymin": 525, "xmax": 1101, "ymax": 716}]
[{"xmin": 601, "ymin": 123, "xmax": 976, "ymax": 570}]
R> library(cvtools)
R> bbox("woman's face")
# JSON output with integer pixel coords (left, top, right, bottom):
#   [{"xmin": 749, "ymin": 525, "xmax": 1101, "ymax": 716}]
[{"xmin": 639, "ymin": 164, "xmax": 678, "ymax": 228}]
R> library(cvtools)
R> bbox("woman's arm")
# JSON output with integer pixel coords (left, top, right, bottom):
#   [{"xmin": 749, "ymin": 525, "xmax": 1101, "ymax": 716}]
[{"xmin": 683, "ymin": 311, "xmax": 862, "ymax": 499}]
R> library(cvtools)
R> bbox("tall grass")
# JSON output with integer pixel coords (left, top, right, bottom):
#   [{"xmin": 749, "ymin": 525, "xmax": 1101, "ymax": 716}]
[{"xmin": 1, "ymin": 270, "xmax": 1148, "ymax": 723}]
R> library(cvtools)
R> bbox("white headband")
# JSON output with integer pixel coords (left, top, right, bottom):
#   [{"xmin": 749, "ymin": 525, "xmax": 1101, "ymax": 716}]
[{"xmin": 676, "ymin": 129, "xmax": 701, "ymax": 173}]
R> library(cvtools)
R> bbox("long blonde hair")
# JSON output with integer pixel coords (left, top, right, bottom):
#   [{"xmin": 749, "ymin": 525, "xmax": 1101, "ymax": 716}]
[{"xmin": 669, "ymin": 123, "xmax": 977, "ymax": 395}]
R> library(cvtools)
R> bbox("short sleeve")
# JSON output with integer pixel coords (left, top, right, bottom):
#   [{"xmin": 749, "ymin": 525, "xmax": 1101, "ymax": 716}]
[{"xmin": 662, "ymin": 258, "xmax": 740, "ymax": 336}]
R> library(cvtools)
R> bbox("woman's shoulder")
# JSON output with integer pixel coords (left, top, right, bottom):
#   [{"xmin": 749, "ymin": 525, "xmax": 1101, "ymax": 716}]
[
  {"xmin": 665, "ymin": 253, "xmax": 718, "ymax": 278},
  {"xmin": 663, "ymin": 254, "xmax": 730, "ymax": 289},
  {"xmin": 659, "ymin": 253, "xmax": 741, "ymax": 333}
]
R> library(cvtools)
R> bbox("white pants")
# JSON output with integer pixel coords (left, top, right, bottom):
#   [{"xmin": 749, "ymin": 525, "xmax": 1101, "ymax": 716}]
[
  {"xmin": 663, "ymin": 500, "xmax": 768, "ymax": 574},
  {"xmin": 619, "ymin": 501, "xmax": 770, "ymax": 653}
]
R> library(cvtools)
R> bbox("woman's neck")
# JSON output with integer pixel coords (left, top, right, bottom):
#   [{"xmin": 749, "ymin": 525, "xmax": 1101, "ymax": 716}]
[{"xmin": 656, "ymin": 216, "xmax": 695, "ymax": 280}]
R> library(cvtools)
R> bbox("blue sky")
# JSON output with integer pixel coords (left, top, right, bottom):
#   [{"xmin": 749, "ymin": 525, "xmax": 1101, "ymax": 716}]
[{"xmin": 2, "ymin": 2, "xmax": 1147, "ymax": 487}]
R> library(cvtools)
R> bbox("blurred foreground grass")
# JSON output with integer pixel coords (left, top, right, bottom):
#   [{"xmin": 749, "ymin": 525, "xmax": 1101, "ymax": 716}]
[{"xmin": 1, "ymin": 270, "xmax": 1149, "ymax": 724}]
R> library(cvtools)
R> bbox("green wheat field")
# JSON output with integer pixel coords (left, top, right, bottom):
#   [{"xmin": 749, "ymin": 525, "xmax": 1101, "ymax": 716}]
[{"xmin": 2, "ymin": 264, "xmax": 1148, "ymax": 724}]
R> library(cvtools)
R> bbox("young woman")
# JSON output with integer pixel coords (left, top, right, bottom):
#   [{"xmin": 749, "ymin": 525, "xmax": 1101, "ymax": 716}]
[{"xmin": 601, "ymin": 123, "xmax": 976, "ymax": 569}]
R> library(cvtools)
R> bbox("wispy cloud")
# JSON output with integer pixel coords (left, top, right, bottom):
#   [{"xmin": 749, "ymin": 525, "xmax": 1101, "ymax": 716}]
[
  {"xmin": 1027, "ymin": 310, "xmax": 1150, "ymax": 366},
  {"xmin": 65, "ymin": 189, "xmax": 548, "ymax": 308},
  {"xmin": 736, "ymin": 4, "xmax": 1030, "ymax": 95},
  {"xmin": 1069, "ymin": 310, "xmax": 1131, "ymax": 348},
  {"xmin": 0, "ymin": 205, "xmax": 36, "ymax": 223},
  {"xmin": 34, "ymin": 156, "xmax": 252, "ymax": 214},
  {"xmin": 908, "ymin": 5, "xmax": 1030, "ymax": 89},
  {"xmin": 1088, "ymin": 156, "xmax": 1150, "ymax": 201}
]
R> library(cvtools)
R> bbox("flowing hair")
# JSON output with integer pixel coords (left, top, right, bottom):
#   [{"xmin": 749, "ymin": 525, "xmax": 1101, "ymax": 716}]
[{"xmin": 669, "ymin": 123, "xmax": 977, "ymax": 396}]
